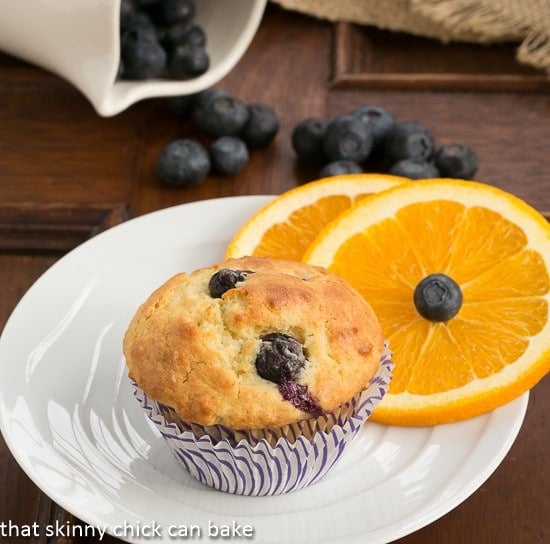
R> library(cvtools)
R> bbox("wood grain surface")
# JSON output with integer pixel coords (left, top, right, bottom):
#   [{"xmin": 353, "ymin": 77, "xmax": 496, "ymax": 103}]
[{"xmin": 0, "ymin": 5, "xmax": 548, "ymax": 543}]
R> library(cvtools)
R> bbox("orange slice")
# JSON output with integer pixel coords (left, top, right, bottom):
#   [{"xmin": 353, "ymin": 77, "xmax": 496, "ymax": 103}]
[
  {"xmin": 304, "ymin": 179, "xmax": 550, "ymax": 426},
  {"xmin": 225, "ymin": 174, "xmax": 406, "ymax": 261}
]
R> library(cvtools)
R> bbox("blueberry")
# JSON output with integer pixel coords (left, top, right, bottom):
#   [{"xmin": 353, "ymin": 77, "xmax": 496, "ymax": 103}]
[
  {"xmin": 120, "ymin": 0, "xmax": 138, "ymax": 30},
  {"xmin": 180, "ymin": 24, "xmax": 206, "ymax": 47},
  {"xmin": 209, "ymin": 136, "xmax": 249, "ymax": 176},
  {"xmin": 351, "ymin": 105, "xmax": 395, "ymax": 151},
  {"xmin": 208, "ymin": 268, "xmax": 252, "ymax": 298},
  {"xmin": 255, "ymin": 333, "xmax": 307, "ymax": 384},
  {"xmin": 162, "ymin": 22, "xmax": 206, "ymax": 49},
  {"xmin": 278, "ymin": 380, "xmax": 322, "ymax": 417},
  {"xmin": 323, "ymin": 115, "xmax": 373, "ymax": 162},
  {"xmin": 192, "ymin": 92, "xmax": 250, "ymax": 136},
  {"xmin": 413, "ymin": 273, "xmax": 463, "ymax": 322},
  {"xmin": 240, "ymin": 104, "xmax": 279, "ymax": 148},
  {"xmin": 121, "ymin": 11, "xmax": 157, "ymax": 36},
  {"xmin": 291, "ymin": 118, "xmax": 327, "ymax": 163},
  {"xmin": 162, "ymin": 0, "xmax": 196, "ymax": 26},
  {"xmin": 319, "ymin": 160, "xmax": 363, "ymax": 177},
  {"xmin": 121, "ymin": 27, "xmax": 166, "ymax": 79},
  {"xmin": 385, "ymin": 121, "xmax": 435, "ymax": 163},
  {"xmin": 169, "ymin": 43, "xmax": 209, "ymax": 78},
  {"xmin": 435, "ymin": 142, "xmax": 478, "ymax": 179},
  {"xmin": 389, "ymin": 158, "xmax": 439, "ymax": 179},
  {"xmin": 156, "ymin": 139, "xmax": 210, "ymax": 187},
  {"xmin": 192, "ymin": 87, "xmax": 228, "ymax": 110}
]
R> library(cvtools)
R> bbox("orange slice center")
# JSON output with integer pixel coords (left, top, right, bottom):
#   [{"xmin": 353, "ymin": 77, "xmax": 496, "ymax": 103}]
[{"xmin": 328, "ymin": 199, "xmax": 549, "ymax": 395}]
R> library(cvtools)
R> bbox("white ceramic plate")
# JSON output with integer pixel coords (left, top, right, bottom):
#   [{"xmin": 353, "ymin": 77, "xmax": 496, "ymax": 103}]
[{"xmin": 0, "ymin": 196, "xmax": 528, "ymax": 544}]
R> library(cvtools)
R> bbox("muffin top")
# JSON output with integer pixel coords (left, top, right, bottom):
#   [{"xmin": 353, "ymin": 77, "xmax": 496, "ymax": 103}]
[{"xmin": 123, "ymin": 256, "xmax": 384, "ymax": 429}]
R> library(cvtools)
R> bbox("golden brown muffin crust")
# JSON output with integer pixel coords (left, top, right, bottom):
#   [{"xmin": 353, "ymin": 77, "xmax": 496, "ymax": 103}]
[{"xmin": 123, "ymin": 256, "xmax": 384, "ymax": 429}]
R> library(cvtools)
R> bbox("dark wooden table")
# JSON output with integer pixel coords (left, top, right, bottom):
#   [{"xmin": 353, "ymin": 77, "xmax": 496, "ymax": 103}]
[{"xmin": 0, "ymin": 5, "xmax": 548, "ymax": 543}]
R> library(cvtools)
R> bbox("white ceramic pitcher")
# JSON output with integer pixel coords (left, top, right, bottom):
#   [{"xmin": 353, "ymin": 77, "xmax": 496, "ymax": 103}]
[{"xmin": 0, "ymin": 0, "xmax": 266, "ymax": 116}]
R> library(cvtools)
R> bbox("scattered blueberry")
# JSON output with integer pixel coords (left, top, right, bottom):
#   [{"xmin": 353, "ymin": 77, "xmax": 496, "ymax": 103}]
[
  {"xmin": 255, "ymin": 333, "xmax": 307, "ymax": 385},
  {"xmin": 169, "ymin": 43, "xmax": 209, "ymax": 78},
  {"xmin": 385, "ymin": 121, "xmax": 435, "ymax": 163},
  {"xmin": 157, "ymin": 94, "xmax": 479, "ymax": 188},
  {"xmin": 278, "ymin": 380, "xmax": 323, "ymax": 417},
  {"xmin": 156, "ymin": 139, "xmax": 210, "ymax": 187},
  {"xmin": 389, "ymin": 158, "xmax": 439, "ymax": 179},
  {"xmin": 209, "ymin": 136, "xmax": 249, "ymax": 176},
  {"xmin": 413, "ymin": 273, "xmax": 463, "ymax": 322},
  {"xmin": 240, "ymin": 104, "xmax": 280, "ymax": 148},
  {"xmin": 290, "ymin": 105, "xmax": 478, "ymax": 182},
  {"xmin": 208, "ymin": 269, "xmax": 252, "ymax": 298},
  {"xmin": 192, "ymin": 92, "xmax": 250, "ymax": 136},
  {"xmin": 435, "ymin": 142, "xmax": 478, "ymax": 179},
  {"xmin": 192, "ymin": 87, "xmax": 228, "ymax": 110},
  {"xmin": 320, "ymin": 160, "xmax": 363, "ymax": 177},
  {"xmin": 351, "ymin": 105, "xmax": 395, "ymax": 150},
  {"xmin": 291, "ymin": 118, "xmax": 328, "ymax": 163},
  {"xmin": 156, "ymin": 87, "xmax": 279, "ymax": 187},
  {"xmin": 323, "ymin": 115, "xmax": 373, "ymax": 162}
]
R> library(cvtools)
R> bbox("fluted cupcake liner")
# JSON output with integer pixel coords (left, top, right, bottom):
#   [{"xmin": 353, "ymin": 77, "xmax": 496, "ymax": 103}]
[{"xmin": 133, "ymin": 343, "xmax": 393, "ymax": 496}]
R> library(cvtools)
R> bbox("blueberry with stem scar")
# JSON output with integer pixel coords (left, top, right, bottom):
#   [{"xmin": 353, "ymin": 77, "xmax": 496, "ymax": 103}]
[
  {"xmin": 413, "ymin": 273, "xmax": 463, "ymax": 322},
  {"xmin": 435, "ymin": 142, "xmax": 478, "ymax": 179},
  {"xmin": 385, "ymin": 120, "xmax": 435, "ymax": 163},
  {"xmin": 255, "ymin": 333, "xmax": 306, "ymax": 384},
  {"xmin": 208, "ymin": 269, "xmax": 252, "ymax": 298},
  {"xmin": 323, "ymin": 115, "xmax": 373, "ymax": 163}
]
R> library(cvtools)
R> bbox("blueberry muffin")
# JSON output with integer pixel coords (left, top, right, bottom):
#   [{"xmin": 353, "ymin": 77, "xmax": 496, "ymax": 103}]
[
  {"xmin": 124, "ymin": 256, "xmax": 392, "ymax": 495},
  {"xmin": 124, "ymin": 256, "xmax": 384, "ymax": 427}
]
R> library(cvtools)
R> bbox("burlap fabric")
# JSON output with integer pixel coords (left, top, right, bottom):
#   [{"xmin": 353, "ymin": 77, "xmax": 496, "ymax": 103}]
[{"xmin": 271, "ymin": 0, "xmax": 550, "ymax": 73}]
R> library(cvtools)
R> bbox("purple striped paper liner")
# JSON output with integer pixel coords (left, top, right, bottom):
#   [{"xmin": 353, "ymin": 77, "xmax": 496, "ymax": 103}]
[{"xmin": 133, "ymin": 343, "xmax": 393, "ymax": 496}]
